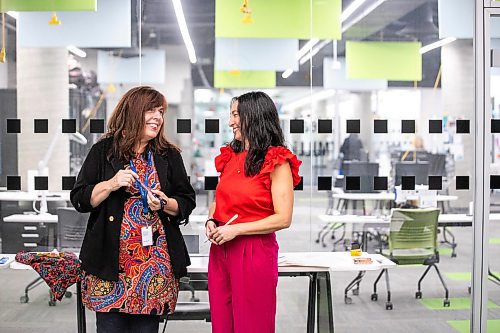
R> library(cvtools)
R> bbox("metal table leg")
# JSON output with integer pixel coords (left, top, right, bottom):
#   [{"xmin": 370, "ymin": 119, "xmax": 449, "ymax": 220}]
[
  {"xmin": 307, "ymin": 273, "xmax": 318, "ymax": 333},
  {"xmin": 77, "ymin": 281, "xmax": 86, "ymax": 333}
]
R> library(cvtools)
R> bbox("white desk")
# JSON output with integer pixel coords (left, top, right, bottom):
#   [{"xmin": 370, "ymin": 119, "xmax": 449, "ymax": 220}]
[
  {"xmin": 3, "ymin": 214, "xmax": 58, "ymax": 251},
  {"xmin": 317, "ymin": 213, "xmax": 500, "ymax": 257},
  {"xmin": 82, "ymin": 251, "xmax": 393, "ymax": 333},
  {"xmin": 318, "ymin": 213, "xmax": 500, "ymax": 227},
  {"xmin": 3, "ymin": 213, "xmax": 58, "ymax": 223},
  {"xmin": 332, "ymin": 192, "xmax": 458, "ymax": 202},
  {"xmin": 0, "ymin": 191, "xmax": 70, "ymax": 202},
  {"xmin": 7, "ymin": 251, "xmax": 394, "ymax": 333}
]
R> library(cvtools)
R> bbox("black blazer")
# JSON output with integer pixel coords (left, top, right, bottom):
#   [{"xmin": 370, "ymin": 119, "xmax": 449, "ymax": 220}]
[{"xmin": 70, "ymin": 137, "xmax": 196, "ymax": 281}]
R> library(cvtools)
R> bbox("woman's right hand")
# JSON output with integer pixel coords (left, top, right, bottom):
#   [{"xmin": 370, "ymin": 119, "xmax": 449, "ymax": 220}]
[
  {"xmin": 205, "ymin": 220, "xmax": 218, "ymax": 244},
  {"xmin": 108, "ymin": 169, "xmax": 138, "ymax": 191}
]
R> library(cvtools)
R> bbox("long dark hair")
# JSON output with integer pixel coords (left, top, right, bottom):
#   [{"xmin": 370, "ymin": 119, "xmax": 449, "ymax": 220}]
[
  {"xmin": 105, "ymin": 86, "xmax": 177, "ymax": 161},
  {"xmin": 230, "ymin": 91, "xmax": 285, "ymax": 176}
]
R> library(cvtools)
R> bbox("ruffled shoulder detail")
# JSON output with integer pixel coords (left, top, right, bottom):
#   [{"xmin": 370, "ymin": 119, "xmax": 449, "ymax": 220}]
[
  {"xmin": 260, "ymin": 146, "xmax": 302, "ymax": 189},
  {"xmin": 215, "ymin": 145, "xmax": 234, "ymax": 173}
]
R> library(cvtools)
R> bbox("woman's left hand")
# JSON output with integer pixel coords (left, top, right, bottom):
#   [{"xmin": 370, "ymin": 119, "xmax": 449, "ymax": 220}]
[
  {"xmin": 212, "ymin": 224, "xmax": 239, "ymax": 245},
  {"xmin": 147, "ymin": 189, "xmax": 168, "ymax": 211}
]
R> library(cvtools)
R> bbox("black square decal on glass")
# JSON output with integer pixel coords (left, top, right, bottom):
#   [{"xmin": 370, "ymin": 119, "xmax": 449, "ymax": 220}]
[
  {"xmin": 34, "ymin": 176, "xmax": 48, "ymax": 191},
  {"xmin": 346, "ymin": 120, "xmax": 360, "ymax": 134},
  {"xmin": 34, "ymin": 119, "xmax": 48, "ymax": 133},
  {"xmin": 294, "ymin": 177, "xmax": 304, "ymax": 191},
  {"xmin": 90, "ymin": 119, "xmax": 105, "ymax": 133},
  {"xmin": 62, "ymin": 119, "xmax": 77, "ymax": 133},
  {"xmin": 457, "ymin": 120, "xmax": 470, "ymax": 134},
  {"xmin": 205, "ymin": 119, "xmax": 219, "ymax": 133},
  {"xmin": 318, "ymin": 120, "xmax": 332, "ymax": 134},
  {"xmin": 491, "ymin": 175, "xmax": 500, "ymax": 190},
  {"xmin": 402, "ymin": 120, "xmax": 415, "ymax": 133},
  {"xmin": 374, "ymin": 177, "xmax": 388, "ymax": 191},
  {"xmin": 345, "ymin": 176, "xmax": 360, "ymax": 191},
  {"xmin": 290, "ymin": 119, "xmax": 304, "ymax": 134},
  {"xmin": 317, "ymin": 177, "xmax": 332, "ymax": 191},
  {"xmin": 204, "ymin": 176, "xmax": 219, "ymax": 190},
  {"xmin": 374, "ymin": 120, "xmax": 388, "ymax": 133},
  {"xmin": 177, "ymin": 119, "xmax": 191, "ymax": 133},
  {"xmin": 7, "ymin": 119, "xmax": 21, "ymax": 133},
  {"xmin": 428, "ymin": 176, "xmax": 442, "ymax": 190},
  {"xmin": 7, "ymin": 176, "xmax": 21, "ymax": 190},
  {"xmin": 456, "ymin": 176, "xmax": 470, "ymax": 190},
  {"xmin": 401, "ymin": 176, "xmax": 415, "ymax": 190},
  {"xmin": 492, "ymin": 119, "xmax": 500, "ymax": 133},
  {"xmin": 62, "ymin": 176, "xmax": 76, "ymax": 190},
  {"xmin": 429, "ymin": 120, "xmax": 442, "ymax": 134}
]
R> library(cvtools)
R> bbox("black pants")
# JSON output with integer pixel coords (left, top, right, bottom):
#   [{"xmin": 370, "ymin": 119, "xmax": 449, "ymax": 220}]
[{"xmin": 96, "ymin": 312, "xmax": 160, "ymax": 333}]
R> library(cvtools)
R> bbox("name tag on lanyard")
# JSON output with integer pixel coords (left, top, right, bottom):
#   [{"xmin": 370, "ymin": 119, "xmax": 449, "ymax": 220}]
[{"xmin": 141, "ymin": 226, "xmax": 153, "ymax": 246}]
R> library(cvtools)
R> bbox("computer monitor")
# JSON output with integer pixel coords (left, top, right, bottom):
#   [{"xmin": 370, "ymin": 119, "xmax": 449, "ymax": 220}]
[
  {"xmin": 342, "ymin": 161, "xmax": 379, "ymax": 193},
  {"xmin": 399, "ymin": 150, "xmax": 430, "ymax": 163},
  {"xmin": 395, "ymin": 162, "xmax": 430, "ymax": 186}
]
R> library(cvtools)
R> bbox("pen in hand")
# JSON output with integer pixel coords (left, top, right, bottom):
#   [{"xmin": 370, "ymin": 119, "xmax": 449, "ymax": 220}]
[{"xmin": 204, "ymin": 214, "xmax": 238, "ymax": 243}]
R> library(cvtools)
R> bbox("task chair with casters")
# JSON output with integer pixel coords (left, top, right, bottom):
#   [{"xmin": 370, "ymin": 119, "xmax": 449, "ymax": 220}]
[
  {"xmin": 371, "ymin": 208, "xmax": 450, "ymax": 310},
  {"xmin": 56, "ymin": 207, "xmax": 88, "ymax": 300},
  {"xmin": 160, "ymin": 275, "xmax": 211, "ymax": 333}
]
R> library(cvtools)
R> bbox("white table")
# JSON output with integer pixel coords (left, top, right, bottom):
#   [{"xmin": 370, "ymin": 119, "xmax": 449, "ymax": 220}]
[
  {"xmin": 0, "ymin": 191, "xmax": 70, "ymax": 201},
  {"xmin": 330, "ymin": 191, "xmax": 458, "ymax": 215},
  {"xmin": 332, "ymin": 192, "xmax": 458, "ymax": 202},
  {"xmin": 7, "ymin": 251, "xmax": 394, "ymax": 333},
  {"xmin": 84, "ymin": 251, "xmax": 393, "ymax": 333},
  {"xmin": 317, "ymin": 213, "xmax": 500, "ymax": 257},
  {"xmin": 3, "ymin": 213, "xmax": 58, "ymax": 251},
  {"xmin": 317, "ymin": 213, "xmax": 500, "ymax": 227}
]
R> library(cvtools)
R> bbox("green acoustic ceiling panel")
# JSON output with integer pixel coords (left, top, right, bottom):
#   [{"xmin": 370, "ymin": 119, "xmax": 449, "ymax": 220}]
[
  {"xmin": 214, "ymin": 70, "xmax": 276, "ymax": 88},
  {"xmin": 215, "ymin": 0, "xmax": 341, "ymax": 39},
  {"xmin": 0, "ymin": 0, "xmax": 96, "ymax": 11},
  {"xmin": 346, "ymin": 41, "xmax": 422, "ymax": 81}
]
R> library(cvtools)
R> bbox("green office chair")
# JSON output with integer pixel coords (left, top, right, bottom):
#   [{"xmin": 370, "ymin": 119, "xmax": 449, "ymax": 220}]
[{"xmin": 371, "ymin": 208, "xmax": 450, "ymax": 310}]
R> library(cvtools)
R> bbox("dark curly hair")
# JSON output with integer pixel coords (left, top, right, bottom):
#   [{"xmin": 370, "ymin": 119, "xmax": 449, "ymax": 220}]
[{"xmin": 229, "ymin": 91, "xmax": 285, "ymax": 176}]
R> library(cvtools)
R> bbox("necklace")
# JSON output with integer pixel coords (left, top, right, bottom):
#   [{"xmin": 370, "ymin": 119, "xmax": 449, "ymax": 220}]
[{"xmin": 236, "ymin": 153, "xmax": 242, "ymax": 174}]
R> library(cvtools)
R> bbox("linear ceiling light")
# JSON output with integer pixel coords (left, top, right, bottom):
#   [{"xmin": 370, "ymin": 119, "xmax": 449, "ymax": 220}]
[
  {"xmin": 340, "ymin": 0, "xmax": 366, "ymax": 23},
  {"xmin": 299, "ymin": 39, "xmax": 331, "ymax": 65},
  {"xmin": 172, "ymin": 0, "xmax": 197, "ymax": 64},
  {"xmin": 282, "ymin": 0, "xmax": 383, "ymax": 79},
  {"xmin": 342, "ymin": 0, "xmax": 385, "ymax": 32},
  {"xmin": 296, "ymin": 38, "xmax": 319, "ymax": 60},
  {"xmin": 67, "ymin": 45, "xmax": 87, "ymax": 58},
  {"xmin": 419, "ymin": 37, "xmax": 457, "ymax": 54},
  {"xmin": 281, "ymin": 68, "xmax": 293, "ymax": 79}
]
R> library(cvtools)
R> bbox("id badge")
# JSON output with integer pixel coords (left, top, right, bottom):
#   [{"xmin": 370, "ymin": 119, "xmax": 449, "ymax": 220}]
[{"xmin": 141, "ymin": 226, "xmax": 153, "ymax": 246}]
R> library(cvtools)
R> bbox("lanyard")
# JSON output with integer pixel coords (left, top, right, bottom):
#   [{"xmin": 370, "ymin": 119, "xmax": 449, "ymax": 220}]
[{"xmin": 129, "ymin": 149, "xmax": 153, "ymax": 214}]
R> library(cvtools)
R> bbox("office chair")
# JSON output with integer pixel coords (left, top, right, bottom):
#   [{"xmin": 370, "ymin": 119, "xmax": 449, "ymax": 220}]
[
  {"xmin": 20, "ymin": 207, "xmax": 88, "ymax": 306},
  {"xmin": 371, "ymin": 208, "xmax": 450, "ymax": 310},
  {"xmin": 160, "ymin": 275, "xmax": 211, "ymax": 333}
]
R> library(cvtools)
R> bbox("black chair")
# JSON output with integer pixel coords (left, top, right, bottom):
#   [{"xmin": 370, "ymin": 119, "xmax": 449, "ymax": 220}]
[{"xmin": 160, "ymin": 274, "xmax": 211, "ymax": 333}]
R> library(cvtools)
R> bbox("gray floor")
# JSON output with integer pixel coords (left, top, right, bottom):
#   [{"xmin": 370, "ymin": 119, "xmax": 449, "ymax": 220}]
[{"xmin": 1, "ymin": 191, "xmax": 500, "ymax": 333}]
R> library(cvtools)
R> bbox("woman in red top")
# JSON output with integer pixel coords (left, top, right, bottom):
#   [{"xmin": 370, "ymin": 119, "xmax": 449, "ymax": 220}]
[{"xmin": 205, "ymin": 91, "xmax": 301, "ymax": 333}]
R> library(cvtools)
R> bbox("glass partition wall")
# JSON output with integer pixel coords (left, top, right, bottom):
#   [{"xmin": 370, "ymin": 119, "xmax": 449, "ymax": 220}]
[{"xmin": 1, "ymin": 0, "xmax": 497, "ymax": 332}]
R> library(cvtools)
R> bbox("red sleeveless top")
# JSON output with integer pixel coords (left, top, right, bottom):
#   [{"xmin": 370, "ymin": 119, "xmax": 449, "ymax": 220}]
[{"xmin": 213, "ymin": 146, "xmax": 301, "ymax": 224}]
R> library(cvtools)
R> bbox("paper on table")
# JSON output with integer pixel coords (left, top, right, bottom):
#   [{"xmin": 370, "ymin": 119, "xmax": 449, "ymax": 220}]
[{"xmin": 278, "ymin": 253, "xmax": 335, "ymax": 268}]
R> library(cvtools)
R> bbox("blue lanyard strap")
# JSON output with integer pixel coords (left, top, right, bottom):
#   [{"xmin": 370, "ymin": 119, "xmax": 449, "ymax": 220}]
[{"xmin": 129, "ymin": 150, "xmax": 153, "ymax": 214}]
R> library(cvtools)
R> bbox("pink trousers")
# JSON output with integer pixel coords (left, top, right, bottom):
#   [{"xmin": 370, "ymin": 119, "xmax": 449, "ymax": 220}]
[{"xmin": 208, "ymin": 233, "xmax": 279, "ymax": 333}]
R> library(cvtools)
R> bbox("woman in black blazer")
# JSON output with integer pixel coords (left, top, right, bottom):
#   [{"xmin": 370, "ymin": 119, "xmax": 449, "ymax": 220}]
[{"xmin": 71, "ymin": 86, "xmax": 196, "ymax": 333}]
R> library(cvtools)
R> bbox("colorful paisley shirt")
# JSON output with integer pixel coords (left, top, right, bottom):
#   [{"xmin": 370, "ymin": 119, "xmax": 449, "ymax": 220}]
[{"xmin": 81, "ymin": 154, "xmax": 179, "ymax": 315}]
